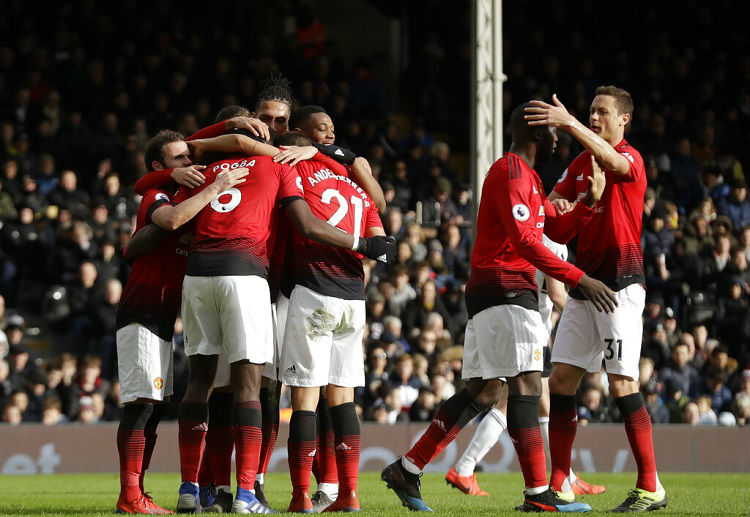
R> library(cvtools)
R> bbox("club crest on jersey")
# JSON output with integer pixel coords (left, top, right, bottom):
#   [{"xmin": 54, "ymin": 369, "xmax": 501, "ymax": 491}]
[
  {"xmin": 534, "ymin": 349, "xmax": 541, "ymax": 361},
  {"xmin": 512, "ymin": 203, "xmax": 530, "ymax": 221},
  {"xmin": 155, "ymin": 192, "xmax": 169, "ymax": 202},
  {"xmin": 153, "ymin": 377, "xmax": 164, "ymax": 390}
]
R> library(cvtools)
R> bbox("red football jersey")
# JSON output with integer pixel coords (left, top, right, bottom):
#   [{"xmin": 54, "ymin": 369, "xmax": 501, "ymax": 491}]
[
  {"xmin": 552, "ymin": 139, "xmax": 646, "ymax": 297},
  {"xmin": 292, "ymin": 158, "xmax": 382, "ymax": 300},
  {"xmin": 117, "ymin": 188, "xmax": 190, "ymax": 340},
  {"xmin": 465, "ymin": 153, "xmax": 593, "ymax": 318},
  {"xmin": 181, "ymin": 155, "xmax": 303, "ymax": 277}
]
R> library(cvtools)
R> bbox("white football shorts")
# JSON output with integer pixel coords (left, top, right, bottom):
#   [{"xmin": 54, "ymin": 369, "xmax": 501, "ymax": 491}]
[
  {"xmin": 552, "ymin": 283, "xmax": 645, "ymax": 380},
  {"xmin": 462, "ymin": 304, "xmax": 548, "ymax": 380},
  {"xmin": 117, "ymin": 323, "xmax": 174, "ymax": 404},
  {"xmin": 280, "ymin": 285, "xmax": 365, "ymax": 388},
  {"xmin": 182, "ymin": 275, "xmax": 273, "ymax": 366}
]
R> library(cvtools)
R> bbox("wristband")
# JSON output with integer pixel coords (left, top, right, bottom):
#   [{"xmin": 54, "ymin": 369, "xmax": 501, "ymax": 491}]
[{"xmin": 351, "ymin": 235, "xmax": 359, "ymax": 251}]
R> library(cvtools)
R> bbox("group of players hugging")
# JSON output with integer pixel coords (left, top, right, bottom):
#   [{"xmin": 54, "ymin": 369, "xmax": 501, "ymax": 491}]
[{"xmin": 114, "ymin": 74, "xmax": 666, "ymax": 515}]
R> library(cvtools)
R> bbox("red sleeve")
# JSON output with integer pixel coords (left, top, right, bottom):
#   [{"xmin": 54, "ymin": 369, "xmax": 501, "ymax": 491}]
[
  {"xmin": 496, "ymin": 174, "xmax": 585, "ymax": 287},
  {"xmin": 277, "ymin": 164, "xmax": 304, "ymax": 204},
  {"xmin": 613, "ymin": 147, "xmax": 645, "ymax": 184},
  {"xmin": 365, "ymin": 203, "xmax": 382, "ymax": 232},
  {"xmin": 542, "ymin": 198, "xmax": 594, "ymax": 244},
  {"xmin": 141, "ymin": 188, "xmax": 173, "ymax": 223},
  {"xmin": 552, "ymin": 153, "xmax": 586, "ymax": 201},
  {"xmin": 135, "ymin": 168, "xmax": 174, "ymax": 195},
  {"xmin": 187, "ymin": 121, "xmax": 227, "ymax": 141}
]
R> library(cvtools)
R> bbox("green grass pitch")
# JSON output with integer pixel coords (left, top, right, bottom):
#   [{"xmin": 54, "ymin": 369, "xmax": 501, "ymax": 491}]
[{"xmin": 0, "ymin": 472, "xmax": 747, "ymax": 516}]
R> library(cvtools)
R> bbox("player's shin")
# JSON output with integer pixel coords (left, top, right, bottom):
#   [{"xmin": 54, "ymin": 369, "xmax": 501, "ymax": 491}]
[
  {"xmin": 118, "ymin": 402, "xmax": 154, "ymax": 502},
  {"xmin": 207, "ymin": 391, "xmax": 234, "ymax": 491},
  {"xmin": 548, "ymin": 393, "xmax": 577, "ymax": 491},
  {"xmin": 232, "ymin": 400, "xmax": 263, "ymax": 491},
  {"xmin": 258, "ymin": 384, "xmax": 281, "ymax": 481},
  {"xmin": 616, "ymin": 393, "xmax": 659, "ymax": 492},
  {"xmin": 507, "ymin": 395, "xmax": 547, "ymax": 494},
  {"xmin": 178, "ymin": 401, "xmax": 208, "ymax": 484},
  {"xmin": 404, "ymin": 388, "xmax": 489, "ymax": 472},
  {"xmin": 330, "ymin": 402, "xmax": 361, "ymax": 495},
  {"xmin": 140, "ymin": 402, "xmax": 164, "ymax": 493}
]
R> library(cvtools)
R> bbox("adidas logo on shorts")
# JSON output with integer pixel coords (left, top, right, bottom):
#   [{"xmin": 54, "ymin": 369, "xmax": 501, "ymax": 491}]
[{"xmin": 286, "ymin": 364, "xmax": 298, "ymax": 373}]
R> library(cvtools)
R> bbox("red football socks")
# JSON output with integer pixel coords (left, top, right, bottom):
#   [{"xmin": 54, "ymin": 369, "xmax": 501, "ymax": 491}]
[
  {"xmin": 233, "ymin": 401, "xmax": 262, "ymax": 490},
  {"xmin": 178, "ymin": 402, "xmax": 208, "ymax": 483},
  {"xmin": 314, "ymin": 398, "xmax": 338, "ymax": 484},
  {"xmin": 118, "ymin": 403, "xmax": 153, "ymax": 501},
  {"xmin": 405, "ymin": 389, "xmax": 484, "ymax": 470},
  {"xmin": 549, "ymin": 393, "xmax": 577, "ymax": 491},
  {"xmin": 617, "ymin": 393, "xmax": 658, "ymax": 492},
  {"xmin": 330, "ymin": 402, "xmax": 361, "ymax": 493},
  {"xmin": 258, "ymin": 385, "xmax": 280, "ymax": 479},
  {"xmin": 288, "ymin": 410, "xmax": 318, "ymax": 496},
  {"xmin": 507, "ymin": 395, "xmax": 547, "ymax": 490}
]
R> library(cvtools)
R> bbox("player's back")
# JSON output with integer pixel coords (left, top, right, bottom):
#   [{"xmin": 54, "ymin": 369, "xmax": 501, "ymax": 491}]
[
  {"xmin": 466, "ymin": 153, "xmax": 544, "ymax": 317},
  {"xmin": 292, "ymin": 159, "xmax": 381, "ymax": 300},
  {"xmin": 553, "ymin": 139, "xmax": 646, "ymax": 294},
  {"xmin": 185, "ymin": 154, "xmax": 301, "ymax": 278},
  {"xmin": 117, "ymin": 187, "xmax": 190, "ymax": 340}
]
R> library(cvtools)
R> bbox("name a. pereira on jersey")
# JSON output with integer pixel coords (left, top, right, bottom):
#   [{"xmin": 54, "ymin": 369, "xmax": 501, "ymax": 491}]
[{"xmin": 306, "ymin": 167, "xmax": 371, "ymax": 206}]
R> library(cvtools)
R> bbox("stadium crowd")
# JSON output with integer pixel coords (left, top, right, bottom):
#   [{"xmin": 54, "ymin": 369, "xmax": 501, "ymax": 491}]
[{"xmin": 0, "ymin": 0, "xmax": 749, "ymax": 431}]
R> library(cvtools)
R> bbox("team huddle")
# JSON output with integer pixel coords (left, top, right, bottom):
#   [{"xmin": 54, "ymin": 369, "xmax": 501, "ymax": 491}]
[{"xmin": 114, "ymin": 77, "xmax": 666, "ymax": 515}]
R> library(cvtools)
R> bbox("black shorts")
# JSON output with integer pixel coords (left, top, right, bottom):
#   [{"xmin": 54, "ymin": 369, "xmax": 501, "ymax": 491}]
[{"xmin": 542, "ymin": 346, "xmax": 552, "ymax": 378}]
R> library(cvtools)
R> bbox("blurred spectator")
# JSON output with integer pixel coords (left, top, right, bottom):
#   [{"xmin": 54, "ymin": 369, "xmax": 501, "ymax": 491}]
[
  {"xmin": 660, "ymin": 341, "xmax": 702, "ymax": 399},
  {"xmin": 732, "ymin": 392, "xmax": 750, "ymax": 426},
  {"xmin": 409, "ymin": 386, "xmax": 438, "ymax": 422},
  {"xmin": 717, "ymin": 178, "xmax": 750, "ymax": 230}
]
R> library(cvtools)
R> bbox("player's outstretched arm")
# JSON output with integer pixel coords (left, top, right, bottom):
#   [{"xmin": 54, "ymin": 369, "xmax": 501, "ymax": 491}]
[
  {"xmin": 524, "ymin": 94, "xmax": 630, "ymax": 176},
  {"xmin": 123, "ymin": 224, "xmax": 169, "ymax": 261},
  {"xmin": 151, "ymin": 167, "xmax": 249, "ymax": 231},
  {"xmin": 188, "ymin": 134, "xmax": 278, "ymax": 160},
  {"xmin": 350, "ymin": 157, "xmax": 386, "ymax": 212},
  {"xmin": 187, "ymin": 116, "xmax": 270, "ymax": 142},
  {"xmin": 284, "ymin": 199, "xmax": 395, "ymax": 264},
  {"xmin": 134, "ymin": 165, "xmax": 207, "ymax": 195}
]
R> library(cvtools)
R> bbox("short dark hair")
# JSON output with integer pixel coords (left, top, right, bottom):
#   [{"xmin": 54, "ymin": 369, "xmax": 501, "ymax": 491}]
[
  {"xmin": 144, "ymin": 130, "xmax": 185, "ymax": 171},
  {"xmin": 255, "ymin": 74, "xmax": 294, "ymax": 112},
  {"xmin": 595, "ymin": 85, "xmax": 634, "ymax": 118},
  {"xmin": 215, "ymin": 105, "xmax": 250, "ymax": 123},
  {"xmin": 290, "ymin": 105, "xmax": 327, "ymax": 131},
  {"xmin": 275, "ymin": 132, "xmax": 311, "ymax": 147}
]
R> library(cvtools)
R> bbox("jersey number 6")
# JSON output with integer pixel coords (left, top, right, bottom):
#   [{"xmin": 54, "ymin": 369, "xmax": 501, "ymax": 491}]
[{"xmin": 210, "ymin": 188, "xmax": 242, "ymax": 213}]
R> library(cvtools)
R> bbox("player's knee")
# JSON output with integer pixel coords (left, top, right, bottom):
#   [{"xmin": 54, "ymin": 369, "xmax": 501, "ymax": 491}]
[{"xmin": 609, "ymin": 377, "xmax": 638, "ymax": 398}]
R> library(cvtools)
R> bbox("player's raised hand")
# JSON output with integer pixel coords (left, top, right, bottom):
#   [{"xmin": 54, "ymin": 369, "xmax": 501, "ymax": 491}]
[
  {"xmin": 551, "ymin": 197, "xmax": 573, "ymax": 214},
  {"xmin": 273, "ymin": 145, "xmax": 318, "ymax": 166},
  {"xmin": 577, "ymin": 274, "xmax": 618, "ymax": 313},
  {"xmin": 171, "ymin": 165, "xmax": 207, "ymax": 188},
  {"xmin": 213, "ymin": 167, "xmax": 249, "ymax": 191},
  {"xmin": 587, "ymin": 155, "xmax": 606, "ymax": 201},
  {"xmin": 357, "ymin": 235, "xmax": 397, "ymax": 263},
  {"xmin": 227, "ymin": 116, "xmax": 271, "ymax": 142},
  {"xmin": 524, "ymin": 94, "xmax": 574, "ymax": 128}
]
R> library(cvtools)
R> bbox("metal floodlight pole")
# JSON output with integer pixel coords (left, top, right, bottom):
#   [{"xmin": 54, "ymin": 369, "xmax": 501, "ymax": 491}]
[{"xmin": 470, "ymin": 0, "xmax": 505, "ymax": 217}]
